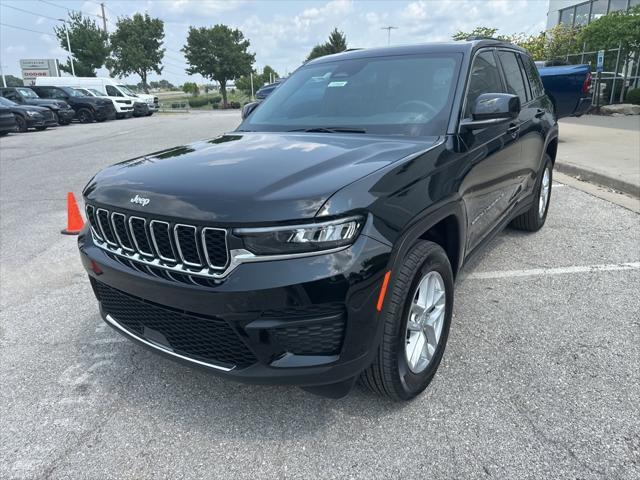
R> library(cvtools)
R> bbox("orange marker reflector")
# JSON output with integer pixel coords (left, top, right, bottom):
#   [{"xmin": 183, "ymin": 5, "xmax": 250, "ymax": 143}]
[{"xmin": 376, "ymin": 270, "xmax": 391, "ymax": 312}]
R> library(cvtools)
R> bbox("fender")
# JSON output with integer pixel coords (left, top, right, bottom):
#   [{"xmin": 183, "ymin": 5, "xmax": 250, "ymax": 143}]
[{"xmin": 385, "ymin": 196, "xmax": 467, "ymax": 282}]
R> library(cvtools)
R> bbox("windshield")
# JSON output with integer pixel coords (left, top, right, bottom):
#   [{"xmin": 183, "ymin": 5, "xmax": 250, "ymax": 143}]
[
  {"xmin": 117, "ymin": 85, "xmax": 137, "ymax": 97},
  {"xmin": 89, "ymin": 88, "xmax": 105, "ymax": 96},
  {"xmin": 17, "ymin": 88, "xmax": 39, "ymax": 98},
  {"xmin": 241, "ymin": 53, "xmax": 461, "ymax": 137},
  {"xmin": 64, "ymin": 88, "xmax": 85, "ymax": 97},
  {"xmin": 0, "ymin": 97, "xmax": 16, "ymax": 107}
]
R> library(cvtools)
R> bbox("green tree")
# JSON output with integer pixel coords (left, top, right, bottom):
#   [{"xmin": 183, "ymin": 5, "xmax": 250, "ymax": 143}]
[
  {"xmin": 306, "ymin": 28, "xmax": 348, "ymax": 61},
  {"xmin": 182, "ymin": 24, "xmax": 255, "ymax": 107},
  {"xmin": 182, "ymin": 82, "xmax": 199, "ymax": 96},
  {"xmin": 54, "ymin": 12, "xmax": 109, "ymax": 76},
  {"xmin": 545, "ymin": 24, "xmax": 582, "ymax": 62},
  {"xmin": 235, "ymin": 65, "xmax": 279, "ymax": 96},
  {"xmin": 452, "ymin": 27, "xmax": 500, "ymax": 41},
  {"xmin": 3, "ymin": 75, "xmax": 24, "ymax": 87},
  {"xmin": 107, "ymin": 13, "xmax": 165, "ymax": 93},
  {"xmin": 580, "ymin": 5, "xmax": 640, "ymax": 66}
]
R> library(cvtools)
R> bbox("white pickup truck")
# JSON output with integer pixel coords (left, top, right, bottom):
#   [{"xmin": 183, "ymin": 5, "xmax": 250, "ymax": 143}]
[{"xmin": 35, "ymin": 77, "xmax": 158, "ymax": 116}]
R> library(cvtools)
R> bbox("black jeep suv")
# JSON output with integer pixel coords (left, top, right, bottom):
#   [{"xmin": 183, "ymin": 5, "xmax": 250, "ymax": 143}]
[
  {"xmin": 30, "ymin": 86, "xmax": 115, "ymax": 123},
  {"xmin": 0, "ymin": 87, "xmax": 75, "ymax": 125},
  {"xmin": 79, "ymin": 40, "xmax": 557, "ymax": 400}
]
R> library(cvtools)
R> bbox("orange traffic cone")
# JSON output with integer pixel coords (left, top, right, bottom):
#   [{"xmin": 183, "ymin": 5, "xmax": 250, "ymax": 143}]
[{"xmin": 61, "ymin": 192, "xmax": 85, "ymax": 235}]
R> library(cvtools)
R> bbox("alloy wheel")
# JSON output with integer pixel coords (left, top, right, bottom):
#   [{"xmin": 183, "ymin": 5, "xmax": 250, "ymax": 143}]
[
  {"xmin": 404, "ymin": 271, "xmax": 446, "ymax": 374},
  {"xmin": 538, "ymin": 167, "xmax": 550, "ymax": 218}
]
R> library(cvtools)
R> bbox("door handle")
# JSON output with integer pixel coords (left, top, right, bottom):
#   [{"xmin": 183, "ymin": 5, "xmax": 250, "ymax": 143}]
[
  {"xmin": 507, "ymin": 123, "xmax": 520, "ymax": 137},
  {"xmin": 534, "ymin": 108, "xmax": 545, "ymax": 118}
]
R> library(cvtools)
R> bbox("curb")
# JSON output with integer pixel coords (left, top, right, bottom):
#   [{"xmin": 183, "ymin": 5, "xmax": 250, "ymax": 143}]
[{"xmin": 554, "ymin": 161, "xmax": 640, "ymax": 199}]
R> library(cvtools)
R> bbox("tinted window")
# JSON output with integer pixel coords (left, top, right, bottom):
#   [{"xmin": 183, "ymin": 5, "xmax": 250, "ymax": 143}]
[
  {"xmin": 242, "ymin": 53, "xmax": 462, "ymax": 137},
  {"xmin": 574, "ymin": 2, "xmax": 590, "ymax": 26},
  {"xmin": 106, "ymin": 85, "xmax": 122, "ymax": 96},
  {"xmin": 498, "ymin": 51, "xmax": 528, "ymax": 103},
  {"xmin": 559, "ymin": 7, "xmax": 575, "ymax": 25},
  {"xmin": 43, "ymin": 88, "xmax": 68, "ymax": 100},
  {"xmin": 4, "ymin": 91, "xmax": 20, "ymax": 102},
  {"xmin": 464, "ymin": 50, "xmax": 504, "ymax": 118},
  {"xmin": 521, "ymin": 54, "xmax": 545, "ymax": 99}
]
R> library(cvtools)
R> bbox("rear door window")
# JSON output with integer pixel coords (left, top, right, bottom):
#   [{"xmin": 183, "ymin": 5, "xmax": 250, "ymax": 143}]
[
  {"xmin": 497, "ymin": 51, "xmax": 529, "ymax": 103},
  {"xmin": 520, "ymin": 54, "xmax": 545, "ymax": 99},
  {"xmin": 464, "ymin": 50, "xmax": 504, "ymax": 118}
]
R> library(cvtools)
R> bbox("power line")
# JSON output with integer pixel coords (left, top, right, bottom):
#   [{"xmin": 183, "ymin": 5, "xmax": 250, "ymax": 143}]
[
  {"xmin": 38, "ymin": 0, "xmax": 103, "ymax": 19},
  {"xmin": 1, "ymin": 3, "xmax": 62, "ymax": 22},
  {"xmin": 0, "ymin": 22, "xmax": 56, "ymax": 37}
]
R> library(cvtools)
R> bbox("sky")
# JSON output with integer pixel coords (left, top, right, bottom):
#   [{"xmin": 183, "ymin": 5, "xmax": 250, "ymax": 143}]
[{"xmin": 0, "ymin": 0, "xmax": 550, "ymax": 85}]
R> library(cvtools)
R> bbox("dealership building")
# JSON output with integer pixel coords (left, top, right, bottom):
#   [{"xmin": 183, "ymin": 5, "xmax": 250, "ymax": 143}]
[{"xmin": 547, "ymin": 0, "xmax": 639, "ymax": 29}]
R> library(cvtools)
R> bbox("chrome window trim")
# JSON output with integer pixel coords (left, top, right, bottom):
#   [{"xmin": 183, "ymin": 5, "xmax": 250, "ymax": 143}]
[
  {"xmin": 149, "ymin": 220, "xmax": 176, "ymax": 262},
  {"xmin": 104, "ymin": 314, "xmax": 235, "ymax": 372},
  {"xmin": 111, "ymin": 212, "xmax": 134, "ymax": 252},
  {"xmin": 96, "ymin": 208, "xmax": 118, "ymax": 246},
  {"xmin": 174, "ymin": 224, "xmax": 203, "ymax": 267},
  {"xmin": 128, "ymin": 216, "xmax": 154, "ymax": 257},
  {"xmin": 201, "ymin": 227, "xmax": 229, "ymax": 270}
]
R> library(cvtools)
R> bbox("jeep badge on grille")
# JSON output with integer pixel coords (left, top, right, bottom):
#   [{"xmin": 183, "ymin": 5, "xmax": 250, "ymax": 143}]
[{"xmin": 130, "ymin": 194, "xmax": 150, "ymax": 206}]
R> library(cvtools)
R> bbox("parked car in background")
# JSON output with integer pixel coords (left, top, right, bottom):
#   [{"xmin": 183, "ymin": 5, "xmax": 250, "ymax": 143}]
[
  {"xmin": 0, "ymin": 87, "xmax": 75, "ymax": 125},
  {"xmin": 80, "ymin": 40, "xmax": 557, "ymax": 400},
  {"xmin": 0, "ymin": 105, "xmax": 17, "ymax": 136},
  {"xmin": 255, "ymin": 78, "xmax": 284, "ymax": 100},
  {"xmin": 537, "ymin": 64, "xmax": 592, "ymax": 118},
  {"xmin": 30, "ymin": 86, "xmax": 116, "ymax": 123},
  {"xmin": 74, "ymin": 88, "xmax": 134, "ymax": 119},
  {"xmin": 35, "ymin": 77, "xmax": 158, "ymax": 115},
  {"xmin": 0, "ymin": 96, "xmax": 57, "ymax": 132}
]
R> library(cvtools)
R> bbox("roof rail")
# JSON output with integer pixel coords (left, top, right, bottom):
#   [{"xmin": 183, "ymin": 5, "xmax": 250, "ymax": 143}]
[{"xmin": 465, "ymin": 36, "xmax": 504, "ymax": 41}]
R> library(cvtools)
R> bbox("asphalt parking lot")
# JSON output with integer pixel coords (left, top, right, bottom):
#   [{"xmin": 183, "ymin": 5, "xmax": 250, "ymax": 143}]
[{"xmin": 1, "ymin": 112, "xmax": 639, "ymax": 479}]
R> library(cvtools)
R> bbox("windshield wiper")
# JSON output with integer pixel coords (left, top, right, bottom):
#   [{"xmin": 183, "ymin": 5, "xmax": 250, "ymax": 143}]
[{"xmin": 288, "ymin": 127, "xmax": 367, "ymax": 134}]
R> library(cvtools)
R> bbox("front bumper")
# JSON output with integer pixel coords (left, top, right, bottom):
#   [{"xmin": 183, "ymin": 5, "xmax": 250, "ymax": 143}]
[
  {"xmin": 56, "ymin": 108, "xmax": 75, "ymax": 123},
  {"xmin": 26, "ymin": 114, "xmax": 56, "ymax": 128},
  {"xmin": 79, "ymin": 227, "xmax": 391, "ymax": 386},
  {"xmin": 95, "ymin": 105, "xmax": 117, "ymax": 121}
]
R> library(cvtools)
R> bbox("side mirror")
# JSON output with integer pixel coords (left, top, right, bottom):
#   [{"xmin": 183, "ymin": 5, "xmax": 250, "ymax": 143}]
[
  {"xmin": 241, "ymin": 101, "xmax": 259, "ymax": 120},
  {"xmin": 460, "ymin": 93, "xmax": 520, "ymax": 131}
]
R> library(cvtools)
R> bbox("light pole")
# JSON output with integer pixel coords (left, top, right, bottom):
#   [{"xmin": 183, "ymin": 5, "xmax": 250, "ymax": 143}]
[
  {"xmin": 58, "ymin": 19, "xmax": 75, "ymax": 76},
  {"xmin": 381, "ymin": 26, "xmax": 398, "ymax": 46},
  {"xmin": 0, "ymin": 64, "xmax": 7, "ymax": 88}
]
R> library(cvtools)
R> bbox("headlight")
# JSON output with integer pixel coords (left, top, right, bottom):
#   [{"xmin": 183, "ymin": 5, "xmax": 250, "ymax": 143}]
[
  {"xmin": 234, "ymin": 216, "xmax": 363, "ymax": 255},
  {"xmin": 26, "ymin": 110, "xmax": 41, "ymax": 117}
]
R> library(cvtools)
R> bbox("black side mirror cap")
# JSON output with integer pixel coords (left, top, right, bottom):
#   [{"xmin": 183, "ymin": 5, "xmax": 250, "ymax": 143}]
[
  {"xmin": 461, "ymin": 93, "xmax": 520, "ymax": 131},
  {"xmin": 241, "ymin": 101, "xmax": 259, "ymax": 120}
]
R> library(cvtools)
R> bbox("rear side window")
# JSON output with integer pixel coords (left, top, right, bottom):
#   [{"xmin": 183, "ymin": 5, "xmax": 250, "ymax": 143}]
[
  {"xmin": 520, "ymin": 54, "xmax": 545, "ymax": 99},
  {"xmin": 464, "ymin": 50, "xmax": 504, "ymax": 118},
  {"xmin": 497, "ymin": 51, "xmax": 529, "ymax": 103}
]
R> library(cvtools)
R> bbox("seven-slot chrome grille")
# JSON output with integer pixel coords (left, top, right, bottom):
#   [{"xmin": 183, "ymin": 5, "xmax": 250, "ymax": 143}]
[{"xmin": 86, "ymin": 204, "xmax": 229, "ymax": 278}]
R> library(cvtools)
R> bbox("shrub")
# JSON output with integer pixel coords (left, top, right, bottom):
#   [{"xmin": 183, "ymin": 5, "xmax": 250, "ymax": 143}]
[
  {"xmin": 208, "ymin": 95, "xmax": 222, "ymax": 104},
  {"xmin": 229, "ymin": 101, "xmax": 241, "ymax": 109},
  {"xmin": 625, "ymin": 88, "xmax": 640, "ymax": 105},
  {"xmin": 188, "ymin": 97, "xmax": 210, "ymax": 108},
  {"xmin": 212, "ymin": 103, "xmax": 220, "ymax": 109}
]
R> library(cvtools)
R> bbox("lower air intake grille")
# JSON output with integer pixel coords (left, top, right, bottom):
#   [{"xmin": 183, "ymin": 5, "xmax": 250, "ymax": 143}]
[
  {"xmin": 93, "ymin": 280, "xmax": 257, "ymax": 368},
  {"xmin": 270, "ymin": 316, "xmax": 345, "ymax": 355}
]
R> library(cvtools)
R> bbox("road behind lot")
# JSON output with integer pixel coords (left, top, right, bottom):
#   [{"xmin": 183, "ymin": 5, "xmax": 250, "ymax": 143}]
[{"xmin": 1, "ymin": 112, "xmax": 639, "ymax": 479}]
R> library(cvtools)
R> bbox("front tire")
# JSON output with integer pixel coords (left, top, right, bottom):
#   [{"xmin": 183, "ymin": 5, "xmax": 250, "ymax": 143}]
[
  {"xmin": 511, "ymin": 154, "xmax": 552, "ymax": 232},
  {"xmin": 35, "ymin": 126, "xmax": 47, "ymax": 131},
  {"xmin": 361, "ymin": 241, "xmax": 454, "ymax": 401},
  {"xmin": 15, "ymin": 115, "xmax": 27, "ymax": 132},
  {"xmin": 77, "ymin": 108, "xmax": 94, "ymax": 123}
]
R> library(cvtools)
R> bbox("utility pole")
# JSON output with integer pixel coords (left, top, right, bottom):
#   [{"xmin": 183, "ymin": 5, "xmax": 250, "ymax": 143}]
[
  {"xmin": 100, "ymin": 3, "xmax": 107, "ymax": 33},
  {"xmin": 381, "ymin": 26, "xmax": 398, "ymax": 46},
  {"xmin": 0, "ymin": 65, "xmax": 6, "ymax": 88},
  {"xmin": 58, "ymin": 20, "xmax": 76, "ymax": 76}
]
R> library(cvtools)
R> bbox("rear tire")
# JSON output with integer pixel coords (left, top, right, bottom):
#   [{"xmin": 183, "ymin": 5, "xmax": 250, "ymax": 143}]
[
  {"xmin": 77, "ymin": 108, "xmax": 94, "ymax": 123},
  {"xmin": 511, "ymin": 154, "xmax": 552, "ymax": 232},
  {"xmin": 15, "ymin": 115, "xmax": 27, "ymax": 132},
  {"xmin": 360, "ymin": 240, "xmax": 454, "ymax": 401}
]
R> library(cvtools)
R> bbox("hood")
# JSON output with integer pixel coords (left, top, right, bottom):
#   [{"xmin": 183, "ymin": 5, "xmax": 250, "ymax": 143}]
[
  {"xmin": 84, "ymin": 132, "xmax": 439, "ymax": 223},
  {"xmin": 10, "ymin": 104, "xmax": 49, "ymax": 114},
  {"xmin": 25, "ymin": 98, "xmax": 67, "ymax": 109}
]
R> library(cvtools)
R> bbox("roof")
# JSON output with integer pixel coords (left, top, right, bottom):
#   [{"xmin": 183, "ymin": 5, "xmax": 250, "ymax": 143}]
[{"xmin": 306, "ymin": 39, "xmax": 528, "ymax": 65}]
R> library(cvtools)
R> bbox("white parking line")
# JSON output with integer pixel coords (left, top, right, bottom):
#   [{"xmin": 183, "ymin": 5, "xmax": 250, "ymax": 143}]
[{"xmin": 466, "ymin": 262, "xmax": 640, "ymax": 280}]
